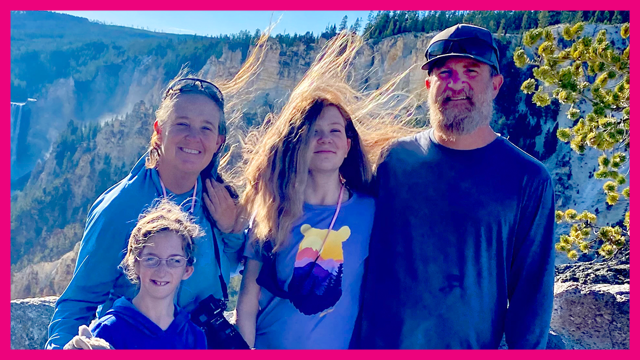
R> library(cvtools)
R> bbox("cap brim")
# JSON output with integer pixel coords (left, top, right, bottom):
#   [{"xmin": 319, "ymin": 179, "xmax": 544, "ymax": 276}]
[{"xmin": 421, "ymin": 53, "xmax": 498, "ymax": 73}]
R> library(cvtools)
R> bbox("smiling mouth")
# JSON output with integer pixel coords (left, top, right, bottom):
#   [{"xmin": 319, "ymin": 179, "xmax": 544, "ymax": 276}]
[
  {"xmin": 180, "ymin": 147, "xmax": 201, "ymax": 155},
  {"xmin": 446, "ymin": 96, "xmax": 470, "ymax": 101},
  {"xmin": 151, "ymin": 280, "xmax": 169, "ymax": 286}
]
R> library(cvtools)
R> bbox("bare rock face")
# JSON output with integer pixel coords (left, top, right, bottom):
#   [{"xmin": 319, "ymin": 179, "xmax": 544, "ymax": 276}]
[
  {"xmin": 555, "ymin": 249, "xmax": 629, "ymax": 285},
  {"xmin": 10, "ymin": 296, "xmax": 57, "ymax": 349},
  {"xmin": 551, "ymin": 282, "xmax": 629, "ymax": 349},
  {"xmin": 11, "ymin": 242, "xmax": 80, "ymax": 300}
]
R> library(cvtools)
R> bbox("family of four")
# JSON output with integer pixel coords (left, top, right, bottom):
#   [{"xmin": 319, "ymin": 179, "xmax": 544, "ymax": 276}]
[{"xmin": 46, "ymin": 24, "xmax": 555, "ymax": 350}]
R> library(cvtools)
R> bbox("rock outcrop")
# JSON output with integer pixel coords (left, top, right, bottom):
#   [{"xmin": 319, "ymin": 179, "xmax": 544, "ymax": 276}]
[
  {"xmin": 10, "ymin": 295, "xmax": 235, "ymax": 349},
  {"xmin": 551, "ymin": 282, "xmax": 629, "ymax": 349},
  {"xmin": 11, "ymin": 242, "xmax": 80, "ymax": 300},
  {"xmin": 10, "ymin": 297, "xmax": 57, "ymax": 350},
  {"xmin": 11, "ymin": 276, "xmax": 630, "ymax": 349},
  {"xmin": 555, "ymin": 249, "xmax": 630, "ymax": 285}
]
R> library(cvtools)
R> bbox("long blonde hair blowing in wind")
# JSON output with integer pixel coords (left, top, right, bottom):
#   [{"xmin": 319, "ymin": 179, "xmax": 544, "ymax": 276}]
[{"xmin": 241, "ymin": 31, "xmax": 424, "ymax": 251}]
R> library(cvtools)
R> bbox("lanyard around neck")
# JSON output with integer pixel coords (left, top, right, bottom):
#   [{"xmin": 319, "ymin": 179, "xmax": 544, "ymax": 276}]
[
  {"xmin": 316, "ymin": 182, "xmax": 346, "ymax": 258},
  {"xmin": 159, "ymin": 177, "xmax": 197, "ymax": 213}
]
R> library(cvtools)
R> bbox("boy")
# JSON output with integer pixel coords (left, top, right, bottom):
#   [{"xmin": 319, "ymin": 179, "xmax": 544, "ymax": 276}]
[{"xmin": 88, "ymin": 199, "xmax": 207, "ymax": 349}]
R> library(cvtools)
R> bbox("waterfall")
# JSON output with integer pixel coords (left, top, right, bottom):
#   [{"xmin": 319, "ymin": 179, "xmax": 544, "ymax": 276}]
[
  {"xmin": 10, "ymin": 98, "xmax": 35, "ymax": 176},
  {"xmin": 10, "ymin": 102, "xmax": 24, "ymax": 167}
]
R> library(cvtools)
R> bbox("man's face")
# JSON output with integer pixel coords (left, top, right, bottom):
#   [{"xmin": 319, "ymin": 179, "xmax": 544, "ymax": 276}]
[{"xmin": 426, "ymin": 57, "xmax": 503, "ymax": 137}]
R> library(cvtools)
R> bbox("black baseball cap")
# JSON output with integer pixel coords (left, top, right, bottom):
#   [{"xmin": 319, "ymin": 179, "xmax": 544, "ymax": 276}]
[{"xmin": 422, "ymin": 24, "xmax": 500, "ymax": 74}]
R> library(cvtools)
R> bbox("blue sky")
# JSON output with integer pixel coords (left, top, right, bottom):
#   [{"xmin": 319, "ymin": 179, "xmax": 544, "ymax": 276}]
[{"xmin": 57, "ymin": 11, "xmax": 373, "ymax": 37}]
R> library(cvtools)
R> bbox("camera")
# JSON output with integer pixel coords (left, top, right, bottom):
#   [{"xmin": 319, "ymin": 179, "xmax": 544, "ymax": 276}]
[{"xmin": 190, "ymin": 295, "xmax": 250, "ymax": 349}]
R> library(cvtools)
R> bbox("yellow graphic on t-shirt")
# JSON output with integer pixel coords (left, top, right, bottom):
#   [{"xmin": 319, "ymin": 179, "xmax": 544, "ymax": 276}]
[
  {"xmin": 298, "ymin": 224, "xmax": 350, "ymax": 261},
  {"xmin": 288, "ymin": 224, "xmax": 351, "ymax": 315}
]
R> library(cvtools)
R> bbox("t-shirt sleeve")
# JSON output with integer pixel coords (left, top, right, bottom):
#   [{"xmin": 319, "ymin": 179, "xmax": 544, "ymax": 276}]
[
  {"xmin": 243, "ymin": 237, "xmax": 262, "ymax": 262},
  {"xmin": 505, "ymin": 172, "xmax": 556, "ymax": 349},
  {"xmin": 216, "ymin": 226, "xmax": 245, "ymax": 276}
]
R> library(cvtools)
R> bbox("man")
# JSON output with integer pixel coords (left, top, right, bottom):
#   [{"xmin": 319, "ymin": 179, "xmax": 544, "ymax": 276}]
[{"xmin": 356, "ymin": 24, "xmax": 556, "ymax": 349}]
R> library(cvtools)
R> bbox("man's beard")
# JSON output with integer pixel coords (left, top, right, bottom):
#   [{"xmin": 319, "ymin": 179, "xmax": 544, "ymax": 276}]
[{"xmin": 428, "ymin": 82, "xmax": 494, "ymax": 139}]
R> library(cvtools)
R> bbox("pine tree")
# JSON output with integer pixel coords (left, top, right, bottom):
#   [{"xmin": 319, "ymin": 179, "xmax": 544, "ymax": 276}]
[
  {"xmin": 350, "ymin": 18, "xmax": 361, "ymax": 34},
  {"xmin": 520, "ymin": 12, "xmax": 530, "ymax": 33},
  {"xmin": 560, "ymin": 11, "xmax": 574, "ymax": 25},
  {"xmin": 612, "ymin": 11, "xmax": 623, "ymax": 24},
  {"xmin": 538, "ymin": 11, "xmax": 550, "ymax": 28},
  {"xmin": 514, "ymin": 22, "xmax": 630, "ymax": 260},
  {"xmin": 338, "ymin": 15, "xmax": 348, "ymax": 32},
  {"xmin": 549, "ymin": 11, "xmax": 562, "ymax": 26},
  {"xmin": 383, "ymin": 17, "xmax": 395, "ymax": 38},
  {"xmin": 394, "ymin": 11, "xmax": 407, "ymax": 35},
  {"xmin": 497, "ymin": 19, "xmax": 506, "ymax": 38},
  {"xmin": 573, "ymin": 11, "xmax": 584, "ymax": 24},
  {"xmin": 406, "ymin": 11, "xmax": 419, "ymax": 32}
]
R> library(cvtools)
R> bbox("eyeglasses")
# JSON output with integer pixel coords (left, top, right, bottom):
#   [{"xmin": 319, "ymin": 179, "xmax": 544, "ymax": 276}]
[
  {"xmin": 426, "ymin": 38, "xmax": 498, "ymax": 68},
  {"xmin": 163, "ymin": 78, "xmax": 224, "ymax": 108},
  {"xmin": 136, "ymin": 255, "xmax": 189, "ymax": 269}
]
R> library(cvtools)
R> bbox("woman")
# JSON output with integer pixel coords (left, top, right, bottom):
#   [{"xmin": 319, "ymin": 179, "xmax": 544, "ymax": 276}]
[
  {"xmin": 235, "ymin": 32, "xmax": 420, "ymax": 349},
  {"xmin": 46, "ymin": 32, "xmax": 270, "ymax": 349}
]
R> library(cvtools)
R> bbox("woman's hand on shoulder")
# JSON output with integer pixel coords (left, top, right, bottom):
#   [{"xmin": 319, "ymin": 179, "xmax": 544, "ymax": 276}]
[{"xmin": 204, "ymin": 179, "xmax": 238, "ymax": 233}]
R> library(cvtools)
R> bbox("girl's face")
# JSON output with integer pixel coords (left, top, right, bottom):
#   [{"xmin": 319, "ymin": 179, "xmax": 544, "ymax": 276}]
[
  {"xmin": 156, "ymin": 93, "xmax": 224, "ymax": 179},
  {"xmin": 308, "ymin": 105, "xmax": 351, "ymax": 175},
  {"xmin": 134, "ymin": 231, "xmax": 193, "ymax": 301}
]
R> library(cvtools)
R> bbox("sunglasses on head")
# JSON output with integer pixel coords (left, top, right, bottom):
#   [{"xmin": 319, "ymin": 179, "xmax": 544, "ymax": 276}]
[
  {"xmin": 426, "ymin": 38, "xmax": 498, "ymax": 67},
  {"xmin": 164, "ymin": 77, "xmax": 224, "ymax": 108}
]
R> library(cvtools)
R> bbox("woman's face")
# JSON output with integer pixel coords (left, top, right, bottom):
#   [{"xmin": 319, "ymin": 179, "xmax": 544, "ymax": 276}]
[
  {"xmin": 157, "ymin": 93, "xmax": 224, "ymax": 178},
  {"xmin": 308, "ymin": 105, "xmax": 351, "ymax": 175}
]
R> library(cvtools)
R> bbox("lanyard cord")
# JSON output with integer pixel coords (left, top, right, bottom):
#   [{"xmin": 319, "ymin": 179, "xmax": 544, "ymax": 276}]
[
  {"xmin": 159, "ymin": 177, "xmax": 197, "ymax": 213},
  {"xmin": 315, "ymin": 182, "xmax": 346, "ymax": 260}
]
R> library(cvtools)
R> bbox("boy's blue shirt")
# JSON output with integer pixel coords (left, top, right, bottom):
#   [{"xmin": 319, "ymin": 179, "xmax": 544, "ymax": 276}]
[
  {"xmin": 90, "ymin": 297, "xmax": 207, "ymax": 349},
  {"xmin": 46, "ymin": 154, "xmax": 244, "ymax": 349}
]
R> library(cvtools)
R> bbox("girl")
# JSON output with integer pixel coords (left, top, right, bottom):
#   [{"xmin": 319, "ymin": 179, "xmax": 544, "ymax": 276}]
[{"xmin": 235, "ymin": 32, "xmax": 420, "ymax": 349}]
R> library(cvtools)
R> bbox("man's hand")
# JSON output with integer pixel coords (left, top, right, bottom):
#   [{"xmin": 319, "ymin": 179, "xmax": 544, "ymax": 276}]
[
  {"xmin": 63, "ymin": 325, "xmax": 113, "ymax": 350},
  {"xmin": 204, "ymin": 179, "xmax": 238, "ymax": 233}
]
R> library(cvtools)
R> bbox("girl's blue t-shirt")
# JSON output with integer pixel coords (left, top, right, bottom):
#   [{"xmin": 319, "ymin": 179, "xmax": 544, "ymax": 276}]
[{"xmin": 245, "ymin": 191, "xmax": 375, "ymax": 349}]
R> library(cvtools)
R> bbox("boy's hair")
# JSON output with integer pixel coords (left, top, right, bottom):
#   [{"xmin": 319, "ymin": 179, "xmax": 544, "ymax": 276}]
[{"xmin": 120, "ymin": 199, "xmax": 203, "ymax": 284}]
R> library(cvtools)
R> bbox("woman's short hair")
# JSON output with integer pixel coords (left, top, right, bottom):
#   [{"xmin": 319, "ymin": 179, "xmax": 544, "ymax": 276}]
[{"xmin": 146, "ymin": 73, "xmax": 227, "ymax": 170}]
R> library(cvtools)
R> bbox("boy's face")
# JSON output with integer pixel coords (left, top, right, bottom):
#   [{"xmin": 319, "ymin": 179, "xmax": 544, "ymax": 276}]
[{"xmin": 135, "ymin": 231, "xmax": 194, "ymax": 301}]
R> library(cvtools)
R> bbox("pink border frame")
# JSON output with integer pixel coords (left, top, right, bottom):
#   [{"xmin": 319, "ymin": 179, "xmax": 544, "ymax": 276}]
[{"xmin": 4, "ymin": 2, "xmax": 636, "ymax": 357}]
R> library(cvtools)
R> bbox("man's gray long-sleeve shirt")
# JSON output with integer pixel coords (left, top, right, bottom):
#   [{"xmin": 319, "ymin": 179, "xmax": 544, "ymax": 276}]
[{"xmin": 356, "ymin": 129, "xmax": 556, "ymax": 349}]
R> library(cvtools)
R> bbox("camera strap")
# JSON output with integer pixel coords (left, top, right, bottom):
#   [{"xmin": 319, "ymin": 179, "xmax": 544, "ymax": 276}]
[
  {"xmin": 212, "ymin": 221, "xmax": 229, "ymax": 303},
  {"xmin": 159, "ymin": 174, "xmax": 228, "ymax": 302},
  {"xmin": 197, "ymin": 176, "xmax": 229, "ymax": 304}
]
